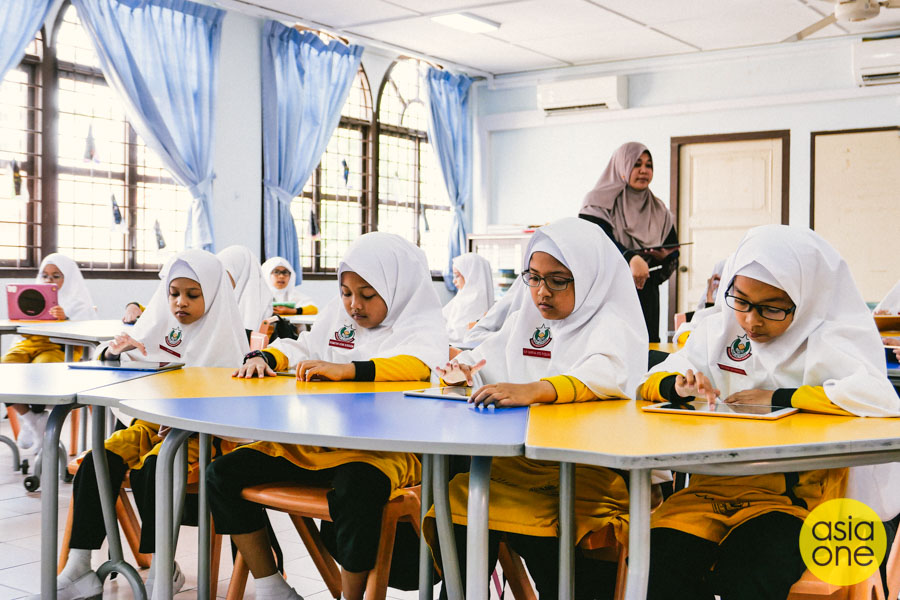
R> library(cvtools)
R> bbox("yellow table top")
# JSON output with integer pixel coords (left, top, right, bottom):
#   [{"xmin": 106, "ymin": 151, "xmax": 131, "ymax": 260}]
[
  {"xmin": 525, "ymin": 399, "xmax": 900, "ymax": 469},
  {"xmin": 79, "ymin": 367, "xmax": 426, "ymax": 407},
  {"xmin": 649, "ymin": 342, "xmax": 680, "ymax": 353}
]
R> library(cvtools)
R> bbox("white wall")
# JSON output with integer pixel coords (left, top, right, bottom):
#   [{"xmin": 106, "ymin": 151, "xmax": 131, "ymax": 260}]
[{"xmin": 473, "ymin": 37, "xmax": 900, "ymax": 336}]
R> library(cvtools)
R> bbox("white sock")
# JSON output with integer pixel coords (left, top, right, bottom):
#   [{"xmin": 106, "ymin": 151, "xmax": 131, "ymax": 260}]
[
  {"xmin": 255, "ymin": 573, "xmax": 293, "ymax": 596},
  {"xmin": 19, "ymin": 410, "xmax": 37, "ymax": 430},
  {"xmin": 60, "ymin": 548, "xmax": 92, "ymax": 581}
]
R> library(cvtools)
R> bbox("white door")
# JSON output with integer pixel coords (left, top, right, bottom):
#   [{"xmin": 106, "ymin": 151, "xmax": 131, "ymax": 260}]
[
  {"xmin": 813, "ymin": 129, "xmax": 900, "ymax": 303},
  {"xmin": 676, "ymin": 138, "xmax": 784, "ymax": 314}
]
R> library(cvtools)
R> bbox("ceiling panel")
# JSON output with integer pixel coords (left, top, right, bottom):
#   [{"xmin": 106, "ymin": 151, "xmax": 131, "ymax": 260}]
[
  {"xmin": 472, "ymin": 0, "xmax": 641, "ymax": 43},
  {"xmin": 381, "ymin": 0, "xmax": 522, "ymax": 14},
  {"xmin": 347, "ymin": 17, "xmax": 566, "ymax": 72},
  {"xmin": 237, "ymin": 0, "xmax": 416, "ymax": 28},
  {"xmin": 527, "ymin": 27, "xmax": 697, "ymax": 64}
]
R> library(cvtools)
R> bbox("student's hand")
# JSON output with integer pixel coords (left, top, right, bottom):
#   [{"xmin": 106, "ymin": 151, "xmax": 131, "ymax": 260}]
[
  {"xmin": 894, "ymin": 348, "xmax": 900, "ymax": 361},
  {"xmin": 273, "ymin": 306, "xmax": 298, "ymax": 316},
  {"xmin": 674, "ymin": 369, "xmax": 720, "ymax": 404},
  {"xmin": 875, "ymin": 309, "xmax": 893, "ymax": 315},
  {"xmin": 296, "ymin": 360, "xmax": 355, "ymax": 382},
  {"xmin": 469, "ymin": 381, "xmax": 556, "ymax": 408},
  {"xmin": 629, "ymin": 255, "xmax": 650, "ymax": 290},
  {"xmin": 435, "ymin": 359, "xmax": 486, "ymax": 386},
  {"xmin": 108, "ymin": 333, "xmax": 147, "ymax": 357},
  {"xmin": 883, "ymin": 336, "xmax": 900, "ymax": 347},
  {"xmin": 122, "ymin": 303, "xmax": 143, "ymax": 324},
  {"xmin": 50, "ymin": 305, "xmax": 66, "ymax": 320},
  {"xmin": 705, "ymin": 274, "xmax": 721, "ymax": 304},
  {"xmin": 724, "ymin": 389, "xmax": 774, "ymax": 406},
  {"xmin": 233, "ymin": 357, "xmax": 275, "ymax": 379}
]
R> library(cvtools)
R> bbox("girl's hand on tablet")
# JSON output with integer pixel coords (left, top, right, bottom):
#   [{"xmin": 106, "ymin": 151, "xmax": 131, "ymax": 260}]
[
  {"xmin": 469, "ymin": 381, "xmax": 551, "ymax": 408},
  {"xmin": 233, "ymin": 357, "xmax": 275, "ymax": 379},
  {"xmin": 296, "ymin": 360, "xmax": 354, "ymax": 382},
  {"xmin": 724, "ymin": 389, "xmax": 774, "ymax": 406},
  {"xmin": 674, "ymin": 369, "xmax": 720, "ymax": 404},
  {"xmin": 435, "ymin": 359, "xmax": 486, "ymax": 386},
  {"xmin": 108, "ymin": 333, "xmax": 147, "ymax": 356},
  {"xmin": 50, "ymin": 305, "xmax": 67, "ymax": 320}
]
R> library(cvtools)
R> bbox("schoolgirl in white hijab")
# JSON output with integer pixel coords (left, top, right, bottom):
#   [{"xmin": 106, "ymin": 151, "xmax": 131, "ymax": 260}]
[
  {"xmin": 219, "ymin": 232, "xmax": 447, "ymax": 600},
  {"xmin": 875, "ymin": 279, "xmax": 900, "ymax": 314},
  {"xmin": 261, "ymin": 256, "xmax": 317, "ymax": 311},
  {"xmin": 59, "ymin": 249, "xmax": 248, "ymax": 599},
  {"xmin": 430, "ymin": 218, "xmax": 647, "ymax": 598},
  {"xmin": 462, "ymin": 276, "xmax": 525, "ymax": 347},
  {"xmin": 443, "ymin": 252, "xmax": 495, "ymax": 346},
  {"xmin": 640, "ymin": 225, "xmax": 900, "ymax": 600},
  {"xmin": 217, "ymin": 245, "xmax": 274, "ymax": 331},
  {"xmin": 37, "ymin": 253, "xmax": 97, "ymax": 320}
]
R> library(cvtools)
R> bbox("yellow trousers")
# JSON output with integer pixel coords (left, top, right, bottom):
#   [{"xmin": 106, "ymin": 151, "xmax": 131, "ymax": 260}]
[{"xmin": 2, "ymin": 335, "xmax": 83, "ymax": 363}]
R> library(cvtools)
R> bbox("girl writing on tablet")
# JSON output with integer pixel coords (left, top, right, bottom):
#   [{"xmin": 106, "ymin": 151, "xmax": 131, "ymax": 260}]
[
  {"xmin": 433, "ymin": 217, "xmax": 647, "ymax": 599},
  {"xmin": 220, "ymin": 232, "xmax": 446, "ymax": 600},
  {"xmin": 57, "ymin": 250, "xmax": 248, "ymax": 599},
  {"xmin": 639, "ymin": 225, "xmax": 900, "ymax": 600}
]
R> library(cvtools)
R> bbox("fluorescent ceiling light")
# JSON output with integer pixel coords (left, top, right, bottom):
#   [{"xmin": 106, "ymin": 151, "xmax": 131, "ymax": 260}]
[{"xmin": 431, "ymin": 12, "xmax": 500, "ymax": 34}]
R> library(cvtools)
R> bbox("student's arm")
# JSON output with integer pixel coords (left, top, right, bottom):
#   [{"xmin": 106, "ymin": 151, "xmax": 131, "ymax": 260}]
[
  {"xmin": 362, "ymin": 356, "xmax": 430, "ymax": 382},
  {"xmin": 772, "ymin": 385, "xmax": 854, "ymax": 416},
  {"xmin": 540, "ymin": 375, "xmax": 597, "ymax": 404},
  {"xmin": 638, "ymin": 371, "xmax": 692, "ymax": 403},
  {"xmin": 297, "ymin": 304, "xmax": 318, "ymax": 315}
]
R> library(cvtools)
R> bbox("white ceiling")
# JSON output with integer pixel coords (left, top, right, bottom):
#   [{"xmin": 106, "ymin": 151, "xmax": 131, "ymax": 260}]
[{"xmin": 227, "ymin": 0, "xmax": 900, "ymax": 75}]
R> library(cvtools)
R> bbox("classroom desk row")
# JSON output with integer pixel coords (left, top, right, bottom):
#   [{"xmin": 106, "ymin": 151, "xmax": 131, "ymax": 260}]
[{"xmin": 2, "ymin": 364, "xmax": 899, "ymax": 600}]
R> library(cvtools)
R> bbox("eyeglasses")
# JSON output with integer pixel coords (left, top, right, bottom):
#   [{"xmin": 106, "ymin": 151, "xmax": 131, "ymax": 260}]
[
  {"xmin": 41, "ymin": 272, "xmax": 63, "ymax": 281},
  {"xmin": 724, "ymin": 292, "xmax": 796, "ymax": 321},
  {"xmin": 521, "ymin": 271, "xmax": 574, "ymax": 291},
  {"xmin": 271, "ymin": 269, "xmax": 291, "ymax": 276}
]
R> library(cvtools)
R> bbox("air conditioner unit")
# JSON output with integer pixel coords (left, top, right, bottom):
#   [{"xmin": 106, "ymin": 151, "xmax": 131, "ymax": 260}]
[
  {"xmin": 853, "ymin": 36, "xmax": 900, "ymax": 86},
  {"xmin": 536, "ymin": 75, "xmax": 628, "ymax": 113}
]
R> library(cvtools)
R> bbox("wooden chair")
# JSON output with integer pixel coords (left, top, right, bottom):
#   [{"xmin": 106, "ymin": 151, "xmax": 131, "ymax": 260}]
[
  {"xmin": 498, "ymin": 522, "xmax": 627, "ymax": 600},
  {"xmin": 226, "ymin": 482, "xmax": 422, "ymax": 600},
  {"xmin": 58, "ymin": 457, "xmax": 224, "ymax": 596}
]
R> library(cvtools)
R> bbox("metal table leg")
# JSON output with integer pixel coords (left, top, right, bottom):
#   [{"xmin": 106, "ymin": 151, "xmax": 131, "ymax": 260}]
[
  {"xmin": 418, "ymin": 454, "xmax": 434, "ymax": 600},
  {"xmin": 558, "ymin": 462, "xmax": 575, "ymax": 600},
  {"xmin": 155, "ymin": 429, "xmax": 191, "ymax": 600},
  {"xmin": 197, "ymin": 434, "xmax": 211, "ymax": 600},
  {"xmin": 624, "ymin": 469, "xmax": 651, "ymax": 600},
  {"xmin": 432, "ymin": 455, "xmax": 463, "ymax": 600},
  {"xmin": 40, "ymin": 403, "xmax": 74, "ymax": 600},
  {"xmin": 79, "ymin": 407, "xmax": 88, "ymax": 452},
  {"xmin": 466, "ymin": 456, "xmax": 492, "ymax": 600},
  {"xmin": 92, "ymin": 406, "xmax": 146, "ymax": 598},
  {"xmin": 0, "ymin": 435, "xmax": 19, "ymax": 471}
]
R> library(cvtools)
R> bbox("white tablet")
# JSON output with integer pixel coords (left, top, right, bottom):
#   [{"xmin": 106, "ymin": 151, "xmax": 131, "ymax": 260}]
[
  {"xmin": 642, "ymin": 399, "xmax": 798, "ymax": 420},
  {"xmin": 67, "ymin": 360, "xmax": 184, "ymax": 373},
  {"xmin": 404, "ymin": 386, "xmax": 473, "ymax": 401}
]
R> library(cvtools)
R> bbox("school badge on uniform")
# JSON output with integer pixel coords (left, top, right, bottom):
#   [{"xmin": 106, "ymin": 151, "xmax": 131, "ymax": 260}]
[
  {"xmin": 165, "ymin": 326, "xmax": 183, "ymax": 348},
  {"xmin": 523, "ymin": 324, "xmax": 552, "ymax": 358},
  {"xmin": 329, "ymin": 324, "xmax": 356, "ymax": 349},
  {"xmin": 725, "ymin": 334, "xmax": 751, "ymax": 362}
]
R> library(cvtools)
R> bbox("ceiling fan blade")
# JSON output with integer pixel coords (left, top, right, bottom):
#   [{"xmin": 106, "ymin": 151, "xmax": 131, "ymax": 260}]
[{"xmin": 783, "ymin": 13, "xmax": 838, "ymax": 42}]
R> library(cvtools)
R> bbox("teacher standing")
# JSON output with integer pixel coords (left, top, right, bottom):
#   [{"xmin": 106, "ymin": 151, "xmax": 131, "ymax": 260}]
[{"xmin": 579, "ymin": 142, "xmax": 678, "ymax": 343}]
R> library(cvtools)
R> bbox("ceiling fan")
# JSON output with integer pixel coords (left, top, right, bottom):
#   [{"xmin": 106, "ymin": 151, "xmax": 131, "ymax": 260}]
[{"xmin": 784, "ymin": 0, "xmax": 900, "ymax": 42}]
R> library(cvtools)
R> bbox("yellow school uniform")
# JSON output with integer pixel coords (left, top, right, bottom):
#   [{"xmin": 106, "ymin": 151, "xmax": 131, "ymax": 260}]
[{"xmin": 2, "ymin": 335, "xmax": 83, "ymax": 363}]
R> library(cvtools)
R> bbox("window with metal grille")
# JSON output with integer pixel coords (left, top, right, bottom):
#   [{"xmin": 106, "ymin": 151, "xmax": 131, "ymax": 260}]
[
  {"xmin": 0, "ymin": 35, "xmax": 42, "ymax": 268},
  {"xmin": 291, "ymin": 56, "xmax": 373, "ymax": 274},
  {"xmin": 55, "ymin": 4, "xmax": 190, "ymax": 272},
  {"xmin": 376, "ymin": 58, "xmax": 451, "ymax": 274}
]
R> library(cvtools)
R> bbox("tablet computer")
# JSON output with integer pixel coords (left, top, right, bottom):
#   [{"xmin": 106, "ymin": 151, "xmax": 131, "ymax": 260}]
[
  {"xmin": 404, "ymin": 386, "xmax": 474, "ymax": 401},
  {"xmin": 67, "ymin": 360, "xmax": 184, "ymax": 372},
  {"xmin": 631, "ymin": 242, "xmax": 693, "ymax": 253},
  {"xmin": 642, "ymin": 399, "xmax": 797, "ymax": 420},
  {"xmin": 7, "ymin": 283, "xmax": 59, "ymax": 320}
]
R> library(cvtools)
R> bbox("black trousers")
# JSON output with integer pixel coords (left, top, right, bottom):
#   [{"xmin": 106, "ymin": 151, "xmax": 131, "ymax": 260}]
[
  {"xmin": 637, "ymin": 284, "xmax": 661, "ymax": 343},
  {"xmin": 647, "ymin": 511, "xmax": 806, "ymax": 600},
  {"xmin": 440, "ymin": 524, "xmax": 617, "ymax": 600},
  {"xmin": 206, "ymin": 448, "xmax": 391, "ymax": 573}
]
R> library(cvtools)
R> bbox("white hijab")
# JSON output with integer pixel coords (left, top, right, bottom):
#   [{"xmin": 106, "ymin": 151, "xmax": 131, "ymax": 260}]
[
  {"xmin": 443, "ymin": 253, "xmax": 495, "ymax": 345},
  {"xmin": 463, "ymin": 277, "xmax": 526, "ymax": 347},
  {"xmin": 217, "ymin": 246, "xmax": 273, "ymax": 330},
  {"xmin": 37, "ymin": 254, "xmax": 97, "ymax": 320},
  {"xmin": 874, "ymin": 279, "xmax": 900, "ymax": 314},
  {"xmin": 647, "ymin": 225, "xmax": 899, "ymax": 417},
  {"xmin": 116, "ymin": 249, "xmax": 249, "ymax": 367},
  {"xmin": 269, "ymin": 232, "xmax": 448, "ymax": 370},
  {"xmin": 262, "ymin": 256, "xmax": 315, "ymax": 307},
  {"xmin": 456, "ymin": 218, "xmax": 647, "ymax": 399}
]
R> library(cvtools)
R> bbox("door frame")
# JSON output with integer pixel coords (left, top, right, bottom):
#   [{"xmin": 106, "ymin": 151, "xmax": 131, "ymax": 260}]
[
  {"xmin": 668, "ymin": 130, "xmax": 790, "ymax": 332},
  {"xmin": 809, "ymin": 126, "xmax": 900, "ymax": 229}
]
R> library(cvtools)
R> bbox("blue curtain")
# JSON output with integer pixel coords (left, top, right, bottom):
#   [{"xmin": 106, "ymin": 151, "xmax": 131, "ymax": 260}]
[
  {"xmin": 261, "ymin": 21, "xmax": 363, "ymax": 279},
  {"xmin": 72, "ymin": 0, "xmax": 224, "ymax": 251},
  {"xmin": 426, "ymin": 67, "xmax": 474, "ymax": 291},
  {"xmin": 0, "ymin": 0, "xmax": 54, "ymax": 82}
]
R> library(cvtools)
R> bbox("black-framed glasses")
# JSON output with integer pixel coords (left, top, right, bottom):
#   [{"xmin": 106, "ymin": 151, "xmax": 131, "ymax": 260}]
[
  {"xmin": 271, "ymin": 269, "xmax": 291, "ymax": 276},
  {"xmin": 724, "ymin": 292, "xmax": 796, "ymax": 321},
  {"xmin": 521, "ymin": 271, "xmax": 574, "ymax": 291}
]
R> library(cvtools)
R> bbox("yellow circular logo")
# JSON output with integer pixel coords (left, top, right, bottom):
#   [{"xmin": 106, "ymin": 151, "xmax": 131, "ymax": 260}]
[{"xmin": 799, "ymin": 498, "xmax": 886, "ymax": 586}]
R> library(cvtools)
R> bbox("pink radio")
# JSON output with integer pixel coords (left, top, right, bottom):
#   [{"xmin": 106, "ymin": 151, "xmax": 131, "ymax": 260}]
[{"xmin": 7, "ymin": 283, "xmax": 59, "ymax": 320}]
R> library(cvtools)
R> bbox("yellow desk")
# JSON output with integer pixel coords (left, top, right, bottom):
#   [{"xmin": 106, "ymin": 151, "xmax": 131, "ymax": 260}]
[
  {"xmin": 649, "ymin": 342, "xmax": 680, "ymax": 353},
  {"xmin": 525, "ymin": 400, "xmax": 900, "ymax": 600}
]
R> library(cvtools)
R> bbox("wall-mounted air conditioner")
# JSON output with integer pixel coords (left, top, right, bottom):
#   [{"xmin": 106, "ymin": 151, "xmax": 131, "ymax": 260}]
[
  {"xmin": 536, "ymin": 75, "xmax": 628, "ymax": 114},
  {"xmin": 853, "ymin": 36, "xmax": 900, "ymax": 86}
]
